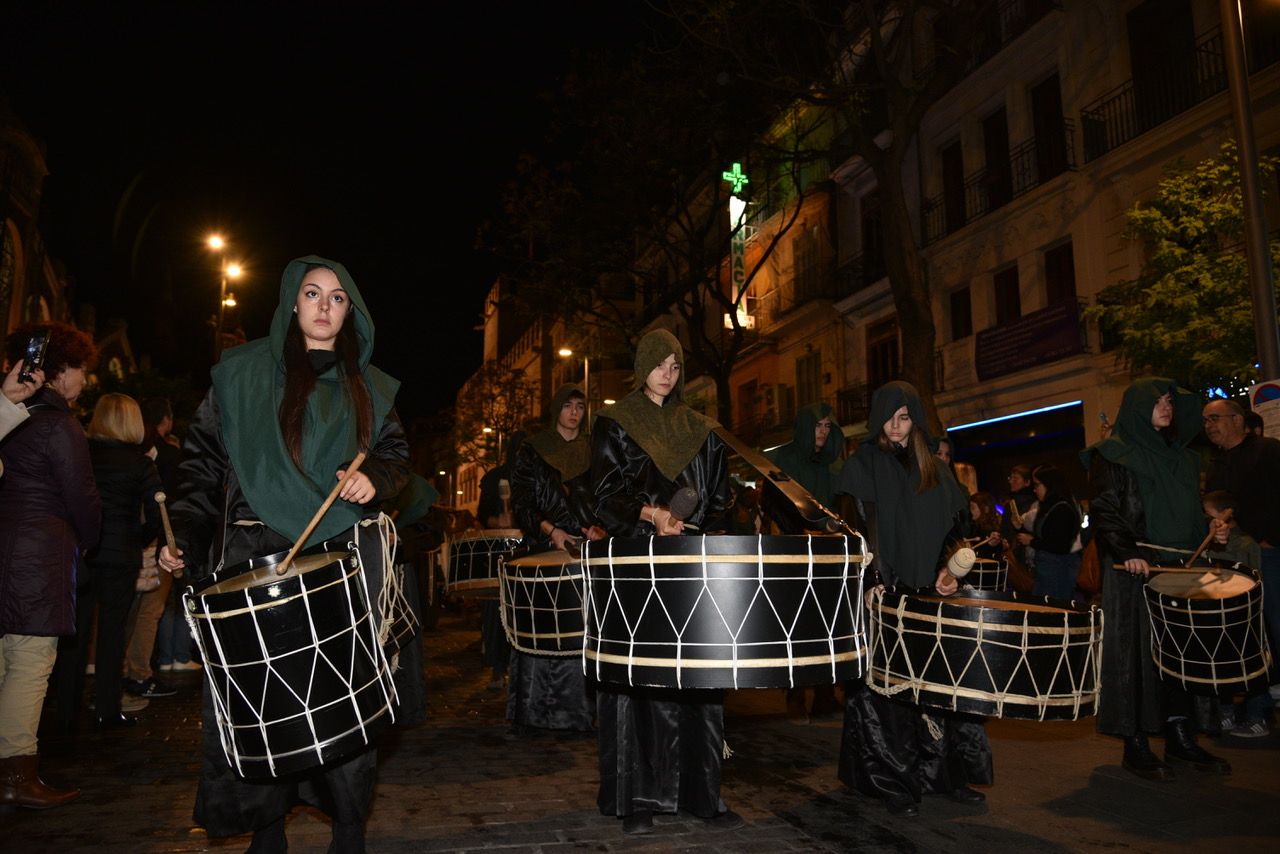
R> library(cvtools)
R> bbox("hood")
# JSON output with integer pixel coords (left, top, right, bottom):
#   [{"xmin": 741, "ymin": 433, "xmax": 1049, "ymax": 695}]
[
  {"xmin": 547, "ymin": 383, "xmax": 585, "ymax": 430},
  {"xmin": 270, "ymin": 255, "xmax": 376, "ymax": 368},
  {"xmin": 790, "ymin": 401, "xmax": 843, "ymax": 464},
  {"xmin": 1114, "ymin": 376, "xmax": 1202, "ymax": 451},
  {"xmin": 633, "ymin": 329, "xmax": 684, "ymax": 401},
  {"xmin": 867, "ymin": 381, "xmax": 934, "ymax": 447}
]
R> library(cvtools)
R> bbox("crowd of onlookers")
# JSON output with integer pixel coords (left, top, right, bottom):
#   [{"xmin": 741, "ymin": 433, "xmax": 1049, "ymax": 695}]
[{"xmin": 0, "ymin": 322, "xmax": 198, "ymax": 809}]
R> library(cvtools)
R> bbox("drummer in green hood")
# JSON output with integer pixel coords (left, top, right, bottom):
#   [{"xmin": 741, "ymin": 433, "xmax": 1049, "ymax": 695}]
[
  {"xmin": 766, "ymin": 402, "xmax": 844, "ymax": 508},
  {"xmin": 159, "ymin": 256, "xmax": 411, "ymax": 853}
]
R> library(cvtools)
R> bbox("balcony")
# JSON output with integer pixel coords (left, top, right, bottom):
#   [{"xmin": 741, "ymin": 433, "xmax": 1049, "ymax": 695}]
[
  {"xmin": 1081, "ymin": 25, "xmax": 1280, "ymax": 163},
  {"xmin": 836, "ymin": 252, "xmax": 887, "ymax": 299},
  {"xmin": 836, "ymin": 382, "xmax": 871, "ymax": 427},
  {"xmin": 922, "ymin": 120, "xmax": 1076, "ymax": 245},
  {"xmin": 915, "ymin": 0, "xmax": 1060, "ymax": 80}
]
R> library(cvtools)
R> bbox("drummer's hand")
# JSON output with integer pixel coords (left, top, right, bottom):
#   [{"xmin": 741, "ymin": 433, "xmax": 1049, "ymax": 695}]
[
  {"xmin": 583, "ymin": 525, "xmax": 608, "ymax": 542},
  {"xmin": 549, "ymin": 527, "xmax": 577, "ymax": 551},
  {"xmin": 158, "ymin": 544, "xmax": 185, "ymax": 574},
  {"xmin": 935, "ymin": 567, "xmax": 959, "ymax": 596},
  {"xmin": 1210, "ymin": 517, "xmax": 1230, "ymax": 545},
  {"xmin": 984, "ymin": 531, "xmax": 1001, "ymax": 547},
  {"xmin": 1123, "ymin": 558, "xmax": 1151, "ymax": 577},
  {"xmin": 653, "ymin": 508, "xmax": 684, "ymax": 536},
  {"xmin": 1016, "ymin": 532, "xmax": 1034, "ymax": 546},
  {"xmin": 336, "ymin": 469, "xmax": 376, "ymax": 504}
]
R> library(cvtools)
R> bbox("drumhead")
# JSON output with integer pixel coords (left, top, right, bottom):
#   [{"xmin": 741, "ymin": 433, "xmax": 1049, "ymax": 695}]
[
  {"xmin": 506, "ymin": 549, "xmax": 577, "ymax": 569},
  {"xmin": 451, "ymin": 528, "xmax": 523, "ymax": 542},
  {"xmin": 914, "ymin": 594, "xmax": 1068, "ymax": 614},
  {"xmin": 200, "ymin": 551, "xmax": 350, "ymax": 596},
  {"xmin": 1147, "ymin": 568, "xmax": 1256, "ymax": 600}
]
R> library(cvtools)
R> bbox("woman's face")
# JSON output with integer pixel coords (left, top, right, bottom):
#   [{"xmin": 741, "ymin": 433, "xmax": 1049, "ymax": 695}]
[
  {"xmin": 644, "ymin": 353, "xmax": 680, "ymax": 403},
  {"xmin": 295, "ymin": 267, "xmax": 351, "ymax": 350},
  {"xmin": 883, "ymin": 405, "xmax": 913, "ymax": 445},
  {"xmin": 1151, "ymin": 392, "xmax": 1174, "ymax": 430},
  {"xmin": 1033, "ymin": 479, "xmax": 1047, "ymax": 502},
  {"xmin": 969, "ymin": 501, "xmax": 981, "ymax": 521},
  {"xmin": 50, "ymin": 365, "xmax": 86, "ymax": 402}
]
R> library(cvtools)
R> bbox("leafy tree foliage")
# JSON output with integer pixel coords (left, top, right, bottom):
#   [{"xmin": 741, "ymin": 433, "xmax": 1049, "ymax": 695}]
[{"xmin": 1086, "ymin": 141, "xmax": 1280, "ymax": 389}]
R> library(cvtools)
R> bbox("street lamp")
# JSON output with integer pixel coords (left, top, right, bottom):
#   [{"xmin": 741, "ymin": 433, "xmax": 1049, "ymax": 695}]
[
  {"xmin": 558, "ymin": 347, "xmax": 590, "ymax": 421},
  {"xmin": 207, "ymin": 235, "xmax": 245, "ymax": 360}
]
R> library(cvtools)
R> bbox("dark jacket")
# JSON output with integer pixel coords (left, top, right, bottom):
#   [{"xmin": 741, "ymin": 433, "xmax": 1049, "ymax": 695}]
[
  {"xmin": 0, "ymin": 387, "xmax": 102, "ymax": 635},
  {"xmin": 1030, "ymin": 494, "xmax": 1080, "ymax": 556},
  {"xmin": 87, "ymin": 438, "xmax": 162, "ymax": 568}
]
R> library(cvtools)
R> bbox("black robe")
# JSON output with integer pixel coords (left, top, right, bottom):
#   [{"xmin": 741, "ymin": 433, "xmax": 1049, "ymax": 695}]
[
  {"xmin": 171, "ymin": 389, "xmax": 411, "ymax": 838},
  {"xmin": 589, "ymin": 413, "xmax": 731, "ymax": 819},
  {"xmin": 505, "ymin": 440, "xmax": 594, "ymax": 732}
]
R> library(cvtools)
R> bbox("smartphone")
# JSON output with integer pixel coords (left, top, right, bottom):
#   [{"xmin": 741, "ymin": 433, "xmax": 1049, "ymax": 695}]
[{"xmin": 17, "ymin": 331, "xmax": 48, "ymax": 384}]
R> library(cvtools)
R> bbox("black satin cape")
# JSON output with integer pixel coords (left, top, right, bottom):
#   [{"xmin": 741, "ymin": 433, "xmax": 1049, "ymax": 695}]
[
  {"xmin": 589, "ymin": 416, "xmax": 731, "ymax": 818},
  {"xmin": 506, "ymin": 438, "xmax": 596, "ymax": 732}
]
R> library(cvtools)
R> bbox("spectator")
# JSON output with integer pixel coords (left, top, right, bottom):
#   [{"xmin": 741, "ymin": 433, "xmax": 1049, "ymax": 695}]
[
  {"xmin": 1243, "ymin": 409, "xmax": 1265, "ymax": 438},
  {"xmin": 0, "ymin": 359, "xmax": 45, "ymax": 443},
  {"xmin": 1016, "ymin": 464, "xmax": 1082, "ymax": 600},
  {"xmin": 53, "ymin": 394, "xmax": 161, "ymax": 730},
  {"xmin": 0, "ymin": 322, "xmax": 100, "ymax": 809}
]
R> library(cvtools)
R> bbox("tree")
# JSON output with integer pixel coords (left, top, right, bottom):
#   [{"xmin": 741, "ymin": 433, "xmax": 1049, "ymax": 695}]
[
  {"xmin": 450, "ymin": 361, "xmax": 540, "ymax": 468},
  {"xmin": 1085, "ymin": 141, "xmax": 1280, "ymax": 390}
]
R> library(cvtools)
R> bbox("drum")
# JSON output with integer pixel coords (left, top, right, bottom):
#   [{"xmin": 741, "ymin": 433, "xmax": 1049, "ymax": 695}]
[
  {"xmin": 581, "ymin": 533, "xmax": 867, "ymax": 690},
  {"xmin": 184, "ymin": 547, "xmax": 398, "ymax": 778},
  {"xmin": 443, "ymin": 528, "xmax": 523, "ymax": 597},
  {"xmin": 1144, "ymin": 564, "xmax": 1271, "ymax": 695},
  {"xmin": 867, "ymin": 588, "xmax": 1103, "ymax": 721},
  {"xmin": 966, "ymin": 557, "xmax": 1008, "ymax": 591},
  {"xmin": 499, "ymin": 549, "xmax": 584, "ymax": 656}
]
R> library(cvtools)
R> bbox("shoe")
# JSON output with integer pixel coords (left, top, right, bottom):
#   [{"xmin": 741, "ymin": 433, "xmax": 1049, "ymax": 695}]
[
  {"xmin": 947, "ymin": 786, "xmax": 986, "ymax": 804},
  {"xmin": 886, "ymin": 795, "xmax": 919, "ymax": 817},
  {"xmin": 157, "ymin": 662, "xmax": 175, "ymax": 672},
  {"xmin": 704, "ymin": 809, "xmax": 745, "ymax": 830},
  {"xmin": 622, "ymin": 810, "xmax": 654, "ymax": 834},
  {"xmin": 124, "ymin": 677, "xmax": 176, "ymax": 698},
  {"xmin": 1122, "ymin": 733, "xmax": 1174, "ymax": 780},
  {"xmin": 1219, "ymin": 709, "xmax": 1238, "ymax": 734},
  {"xmin": 1231, "ymin": 719, "xmax": 1271, "ymax": 739},
  {"xmin": 168, "ymin": 660, "xmax": 202, "ymax": 671},
  {"xmin": 87, "ymin": 695, "xmax": 149, "ymax": 713},
  {"xmin": 1164, "ymin": 718, "xmax": 1231, "ymax": 774},
  {"xmin": 95, "ymin": 713, "xmax": 138, "ymax": 729},
  {"xmin": 0, "ymin": 755, "xmax": 80, "ymax": 809}
]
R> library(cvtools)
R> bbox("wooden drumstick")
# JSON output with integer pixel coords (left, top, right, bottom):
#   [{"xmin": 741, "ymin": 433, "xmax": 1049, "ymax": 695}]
[
  {"xmin": 154, "ymin": 491, "xmax": 183, "ymax": 580},
  {"xmin": 1185, "ymin": 509, "xmax": 1232, "ymax": 567},
  {"xmin": 276, "ymin": 451, "xmax": 368, "ymax": 576}
]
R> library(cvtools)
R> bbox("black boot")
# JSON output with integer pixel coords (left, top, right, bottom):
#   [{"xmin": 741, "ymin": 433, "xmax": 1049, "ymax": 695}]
[
  {"xmin": 326, "ymin": 821, "xmax": 366, "ymax": 854},
  {"xmin": 245, "ymin": 816, "xmax": 287, "ymax": 854},
  {"xmin": 1164, "ymin": 718, "xmax": 1231, "ymax": 774},
  {"xmin": 1122, "ymin": 733, "xmax": 1174, "ymax": 780}
]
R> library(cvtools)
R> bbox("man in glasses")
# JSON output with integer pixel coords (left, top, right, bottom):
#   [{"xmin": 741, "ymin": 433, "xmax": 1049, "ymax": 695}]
[{"xmin": 1203, "ymin": 398, "xmax": 1280, "ymax": 737}]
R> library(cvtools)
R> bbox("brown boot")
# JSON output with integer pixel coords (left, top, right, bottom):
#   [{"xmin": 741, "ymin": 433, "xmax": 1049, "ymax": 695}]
[{"xmin": 0, "ymin": 754, "xmax": 81, "ymax": 808}]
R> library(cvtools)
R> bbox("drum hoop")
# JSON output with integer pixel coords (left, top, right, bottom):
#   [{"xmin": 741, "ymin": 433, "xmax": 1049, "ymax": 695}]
[
  {"xmin": 447, "ymin": 578, "xmax": 500, "ymax": 591},
  {"xmin": 193, "ymin": 562, "xmax": 361, "ymax": 620},
  {"xmin": 870, "ymin": 601, "xmax": 1098, "ymax": 636},
  {"xmin": 218, "ymin": 705, "xmax": 394, "ymax": 766},
  {"xmin": 1152, "ymin": 659, "xmax": 1272, "ymax": 685},
  {"xmin": 583, "ymin": 552, "xmax": 866, "ymax": 567},
  {"xmin": 868, "ymin": 670, "xmax": 1097, "ymax": 708},
  {"xmin": 586, "ymin": 646, "xmax": 865, "ymax": 671}
]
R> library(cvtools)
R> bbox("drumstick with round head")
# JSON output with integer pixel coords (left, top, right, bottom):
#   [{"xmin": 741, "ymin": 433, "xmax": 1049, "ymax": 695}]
[
  {"xmin": 276, "ymin": 451, "xmax": 368, "ymax": 577},
  {"xmin": 946, "ymin": 547, "xmax": 976, "ymax": 579},
  {"xmin": 154, "ymin": 491, "xmax": 184, "ymax": 580}
]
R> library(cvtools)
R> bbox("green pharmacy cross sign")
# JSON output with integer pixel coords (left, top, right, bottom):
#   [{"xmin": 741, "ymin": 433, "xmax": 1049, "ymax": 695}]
[{"xmin": 722, "ymin": 162, "xmax": 749, "ymax": 194}]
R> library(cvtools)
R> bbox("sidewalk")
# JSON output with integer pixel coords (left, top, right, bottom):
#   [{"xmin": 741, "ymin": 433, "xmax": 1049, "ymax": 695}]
[{"xmin": 16, "ymin": 602, "xmax": 1279, "ymax": 853}]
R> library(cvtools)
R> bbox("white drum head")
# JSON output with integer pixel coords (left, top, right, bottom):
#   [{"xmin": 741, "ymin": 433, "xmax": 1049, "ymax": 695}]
[{"xmin": 1148, "ymin": 569, "xmax": 1256, "ymax": 600}]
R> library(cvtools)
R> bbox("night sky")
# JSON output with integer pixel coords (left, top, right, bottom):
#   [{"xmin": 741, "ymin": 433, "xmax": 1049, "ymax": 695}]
[{"xmin": 0, "ymin": 1, "xmax": 641, "ymax": 421}]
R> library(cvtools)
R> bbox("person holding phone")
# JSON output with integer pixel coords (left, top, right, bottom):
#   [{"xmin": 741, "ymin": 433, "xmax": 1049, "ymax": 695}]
[
  {"xmin": 1, "ymin": 358, "xmax": 46, "ymax": 442},
  {"xmin": 0, "ymin": 322, "xmax": 100, "ymax": 809}
]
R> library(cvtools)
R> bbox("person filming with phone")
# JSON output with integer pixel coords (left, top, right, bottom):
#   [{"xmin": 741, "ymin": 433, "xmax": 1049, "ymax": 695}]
[{"xmin": 0, "ymin": 339, "xmax": 49, "ymax": 443}]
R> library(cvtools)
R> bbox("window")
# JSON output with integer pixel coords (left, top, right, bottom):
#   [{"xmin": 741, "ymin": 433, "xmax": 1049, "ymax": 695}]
[
  {"xmin": 1044, "ymin": 241, "xmax": 1076, "ymax": 305},
  {"xmin": 795, "ymin": 351, "xmax": 823, "ymax": 410},
  {"xmin": 993, "ymin": 266, "xmax": 1021, "ymax": 325},
  {"xmin": 793, "ymin": 225, "xmax": 822, "ymax": 302},
  {"xmin": 1031, "ymin": 73, "xmax": 1068, "ymax": 182},
  {"xmin": 983, "ymin": 107, "xmax": 1012, "ymax": 209},
  {"xmin": 866, "ymin": 318, "xmax": 900, "ymax": 390},
  {"xmin": 941, "ymin": 141, "xmax": 966, "ymax": 233},
  {"xmin": 950, "ymin": 286, "xmax": 973, "ymax": 341}
]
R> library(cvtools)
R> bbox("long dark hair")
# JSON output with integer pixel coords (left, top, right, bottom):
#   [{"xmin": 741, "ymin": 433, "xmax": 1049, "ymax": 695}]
[
  {"xmin": 876, "ymin": 425, "xmax": 939, "ymax": 493},
  {"xmin": 1032, "ymin": 463, "xmax": 1074, "ymax": 506},
  {"xmin": 278, "ymin": 278, "xmax": 373, "ymax": 472}
]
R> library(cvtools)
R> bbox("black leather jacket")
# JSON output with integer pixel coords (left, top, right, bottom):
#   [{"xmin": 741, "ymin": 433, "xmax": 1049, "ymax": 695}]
[
  {"xmin": 511, "ymin": 441, "xmax": 597, "ymax": 545},
  {"xmin": 86, "ymin": 438, "xmax": 162, "ymax": 566},
  {"xmin": 1087, "ymin": 457, "xmax": 1151, "ymax": 565}
]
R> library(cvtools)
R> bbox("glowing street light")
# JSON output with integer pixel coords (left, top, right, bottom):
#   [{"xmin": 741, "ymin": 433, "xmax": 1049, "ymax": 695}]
[{"xmin": 207, "ymin": 234, "xmax": 246, "ymax": 360}]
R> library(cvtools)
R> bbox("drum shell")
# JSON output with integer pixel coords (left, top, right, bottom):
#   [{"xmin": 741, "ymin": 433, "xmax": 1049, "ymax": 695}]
[
  {"xmin": 582, "ymin": 533, "xmax": 867, "ymax": 690},
  {"xmin": 444, "ymin": 528, "xmax": 523, "ymax": 597},
  {"xmin": 967, "ymin": 544, "xmax": 1008, "ymax": 592},
  {"xmin": 868, "ymin": 588, "xmax": 1103, "ymax": 721},
  {"xmin": 499, "ymin": 549, "xmax": 585, "ymax": 656},
  {"xmin": 1144, "ymin": 565, "xmax": 1272, "ymax": 695},
  {"xmin": 185, "ymin": 548, "xmax": 395, "ymax": 778}
]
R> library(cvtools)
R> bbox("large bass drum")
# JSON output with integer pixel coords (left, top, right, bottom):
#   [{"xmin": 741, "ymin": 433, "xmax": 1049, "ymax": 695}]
[
  {"xmin": 867, "ymin": 587, "xmax": 1103, "ymax": 721},
  {"xmin": 581, "ymin": 533, "xmax": 867, "ymax": 690},
  {"xmin": 443, "ymin": 528, "xmax": 523, "ymax": 598}
]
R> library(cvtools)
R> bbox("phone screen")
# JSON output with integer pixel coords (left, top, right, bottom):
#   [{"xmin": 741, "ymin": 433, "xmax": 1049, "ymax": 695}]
[{"xmin": 18, "ymin": 332, "xmax": 48, "ymax": 383}]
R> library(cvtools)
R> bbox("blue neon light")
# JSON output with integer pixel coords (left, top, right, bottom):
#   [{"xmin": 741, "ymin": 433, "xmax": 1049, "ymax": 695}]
[{"xmin": 946, "ymin": 400, "xmax": 1082, "ymax": 433}]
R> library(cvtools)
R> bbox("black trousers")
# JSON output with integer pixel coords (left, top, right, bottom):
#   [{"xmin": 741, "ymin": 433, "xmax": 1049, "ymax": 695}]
[{"xmin": 52, "ymin": 560, "xmax": 138, "ymax": 723}]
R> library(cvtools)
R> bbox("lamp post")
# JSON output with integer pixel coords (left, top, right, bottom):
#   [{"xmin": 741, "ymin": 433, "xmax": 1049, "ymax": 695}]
[
  {"xmin": 558, "ymin": 347, "xmax": 590, "ymax": 422},
  {"xmin": 207, "ymin": 235, "xmax": 244, "ymax": 360}
]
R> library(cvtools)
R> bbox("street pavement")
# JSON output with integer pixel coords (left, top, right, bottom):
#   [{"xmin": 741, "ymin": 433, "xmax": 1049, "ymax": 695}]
[{"xmin": 12, "ymin": 602, "xmax": 1279, "ymax": 854}]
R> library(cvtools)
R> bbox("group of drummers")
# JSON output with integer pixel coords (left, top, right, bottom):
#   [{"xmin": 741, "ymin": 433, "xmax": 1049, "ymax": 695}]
[{"xmin": 139, "ymin": 254, "xmax": 1272, "ymax": 852}]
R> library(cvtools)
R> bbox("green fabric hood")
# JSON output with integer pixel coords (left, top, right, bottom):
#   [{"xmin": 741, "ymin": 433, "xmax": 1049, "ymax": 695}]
[
  {"xmin": 526, "ymin": 383, "xmax": 591, "ymax": 481},
  {"xmin": 767, "ymin": 402, "xmax": 843, "ymax": 505},
  {"xmin": 212, "ymin": 255, "xmax": 400, "ymax": 548}
]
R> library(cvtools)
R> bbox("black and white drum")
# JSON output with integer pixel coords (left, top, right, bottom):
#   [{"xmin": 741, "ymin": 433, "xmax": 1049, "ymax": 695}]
[
  {"xmin": 443, "ymin": 528, "xmax": 522, "ymax": 597},
  {"xmin": 184, "ymin": 547, "xmax": 398, "ymax": 778},
  {"xmin": 867, "ymin": 588, "xmax": 1103, "ymax": 721},
  {"xmin": 582, "ymin": 533, "xmax": 868, "ymax": 690},
  {"xmin": 1144, "ymin": 563, "xmax": 1271, "ymax": 695},
  {"xmin": 966, "ymin": 557, "xmax": 1008, "ymax": 592},
  {"xmin": 499, "ymin": 548, "xmax": 585, "ymax": 656}
]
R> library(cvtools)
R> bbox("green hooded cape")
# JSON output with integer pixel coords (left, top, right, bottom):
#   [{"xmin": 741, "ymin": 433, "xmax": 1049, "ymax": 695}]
[
  {"xmin": 597, "ymin": 329, "xmax": 715, "ymax": 481},
  {"xmin": 211, "ymin": 255, "xmax": 400, "ymax": 548},
  {"xmin": 525, "ymin": 383, "xmax": 591, "ymax": 481},
  {"xmin": 767, "ymin": 402, "xmax": 844, "ymax": 506},
  {"xmin": 1080, "ymin": 377, "xmax": 1204, "ymax": 551}
]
